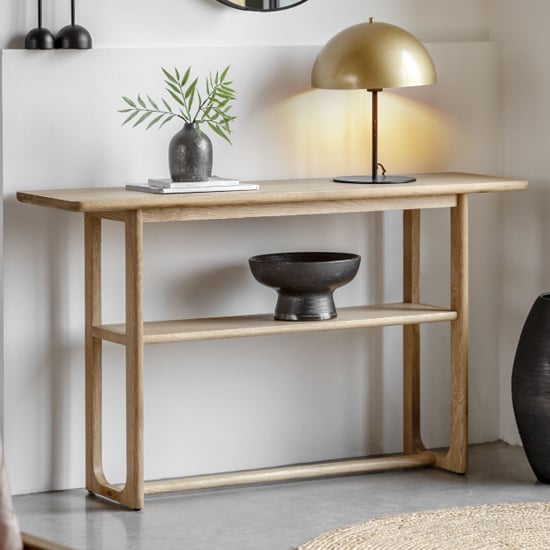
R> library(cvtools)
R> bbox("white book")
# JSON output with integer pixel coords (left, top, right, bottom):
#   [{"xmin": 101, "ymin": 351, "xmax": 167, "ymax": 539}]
[
  {"xmin": 126, "ymin": 183, "xmax": 259, "ymax": 194},
  {"xmin": 148, "ymin": 176, "xmax": 240, "ymax": 189}
]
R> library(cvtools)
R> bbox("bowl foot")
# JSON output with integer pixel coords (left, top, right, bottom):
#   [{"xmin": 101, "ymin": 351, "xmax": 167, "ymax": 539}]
[{"xmin": 275, "ymin": 291, "xmax": 336, "ymax": 321}]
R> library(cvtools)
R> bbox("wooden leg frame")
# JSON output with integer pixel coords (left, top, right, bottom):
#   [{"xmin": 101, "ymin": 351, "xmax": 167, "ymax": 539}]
[
  {"xmin": 403, "ymin": 199, "xmax": 468, "ymax": 473},
  {"xmin": 84, "ymin": 199, "xmax": 469, "ymax": 510}
]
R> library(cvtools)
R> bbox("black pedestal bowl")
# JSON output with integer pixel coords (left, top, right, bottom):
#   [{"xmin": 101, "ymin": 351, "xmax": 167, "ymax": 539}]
[{"xmin": 249, "ymin": 252, "xmax": 361, "ymax": 321}]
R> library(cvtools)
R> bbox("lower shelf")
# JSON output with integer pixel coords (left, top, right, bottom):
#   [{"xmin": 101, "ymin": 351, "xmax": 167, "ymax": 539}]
[{"xmin": 95, "ymin": 303, "xmax": 456, "ymax": 345}]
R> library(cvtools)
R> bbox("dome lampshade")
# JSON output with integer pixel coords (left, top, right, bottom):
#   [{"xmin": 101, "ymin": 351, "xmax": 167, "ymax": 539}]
[{"xmin": 311, "ymin": 19, "xmax": 436, "ymax": 91}]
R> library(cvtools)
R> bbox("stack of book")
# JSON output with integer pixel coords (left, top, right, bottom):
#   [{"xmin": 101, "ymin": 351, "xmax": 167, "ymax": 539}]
[{"xmin": 126, "ymin": 176, "xmax": 259, "ymax": 194}]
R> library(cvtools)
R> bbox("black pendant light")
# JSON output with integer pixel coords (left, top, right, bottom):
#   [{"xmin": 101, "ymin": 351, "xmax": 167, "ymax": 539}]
[
  {"xmin": 55, "ymin": 0, "xmax": 92, "ymax": 49},
  {"xmin": 25, "ymin": 0, "xmax": 55, "ymax": 50}
]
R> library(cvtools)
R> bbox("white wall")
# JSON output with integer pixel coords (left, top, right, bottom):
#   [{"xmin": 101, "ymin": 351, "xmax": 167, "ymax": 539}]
[
  {"xmin": 1, "ymin": 0, "xmax": 490, "ymax": 50},
  {"xmin": 488, "ymin": 0, "xmax": 550, "ymax": 445},
  {"xmin": 1, "ymin": 0, "xmax": 504, "ymax": 495}
]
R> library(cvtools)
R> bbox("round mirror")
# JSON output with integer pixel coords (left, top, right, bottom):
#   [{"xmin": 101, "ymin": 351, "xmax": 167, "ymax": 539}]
[{"xmin": 215, "ymin": 0, "xmax": 308, "ymax": 12}]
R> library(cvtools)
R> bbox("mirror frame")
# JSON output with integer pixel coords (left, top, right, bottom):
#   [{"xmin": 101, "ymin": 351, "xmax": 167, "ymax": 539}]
[{"xmin": 215, "ymin": 0, "xmax": 309, "ymax": 12}]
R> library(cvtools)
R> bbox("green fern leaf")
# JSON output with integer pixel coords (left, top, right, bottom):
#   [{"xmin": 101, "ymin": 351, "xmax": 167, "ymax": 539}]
[
  {"xmin": 180, "ymin": 67, "xmax": 191, "ymax": 87},
  {"xmin": 207, "ymin": 122, "xmax": 232, "ymax": 144},
  {"xmin": 146, "ymin": 114, "xmax": 164, "ymax": 130},
  {"xmin": 122, "ymin": 110, "xmax": 140, "ymax": 126},
  {"xmin": 122, "ymin": 96, "xmax": 137, "ymax": 108},
  {"xmin": 162, "ymin": 98, "xmax": 173, "ymax": 113},
  {"xmin": 185, "ymin": 77, "xmax": 199, "ymax": 100},
  {"xmin": 133, "ymin": 111, "xmax": 152, "ymax": 127},
  {"xmin": 159, "ymin": 115, "xmax": 176, "ymax": 129},
  {"xmin": 162, "ymin": 67, "xmax": 178, "ymax": 84},
  {"xmin": 167, "ymin": 89, "xmax": 185, "ymax": 107},
  {"xmin": 147, "ymin": 95, "xmax": 159, "ymax": 110}
]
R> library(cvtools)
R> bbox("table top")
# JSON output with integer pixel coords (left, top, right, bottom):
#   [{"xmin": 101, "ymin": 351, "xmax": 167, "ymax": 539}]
[{"xmin": 16, "ymin": 173, "xmax": 527, "ymax": 214}]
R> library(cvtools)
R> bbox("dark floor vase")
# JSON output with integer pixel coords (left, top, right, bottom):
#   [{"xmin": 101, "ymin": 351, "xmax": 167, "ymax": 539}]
[
  {"xmin": 512, "ymin": 293, "xmax": 550, "ymax": 482},
  {"xmin": 169, "ymin": 123, "xmax": 213, "ymax": 182}
]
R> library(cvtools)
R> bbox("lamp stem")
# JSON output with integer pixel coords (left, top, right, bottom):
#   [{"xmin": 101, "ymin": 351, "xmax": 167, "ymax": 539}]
[{"xmin": 370, "ymin": 89, "xmax": 378, "ymax": 180}]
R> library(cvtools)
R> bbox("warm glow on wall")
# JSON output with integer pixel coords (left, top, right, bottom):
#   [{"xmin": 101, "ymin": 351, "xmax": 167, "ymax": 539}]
[
  {"xmin": 260, "ymin": 88, "xmax": 457, "ymax": 178},
  {"xmin": 379, "ymin": 91, "xmax": 457, "ymax": 173}
]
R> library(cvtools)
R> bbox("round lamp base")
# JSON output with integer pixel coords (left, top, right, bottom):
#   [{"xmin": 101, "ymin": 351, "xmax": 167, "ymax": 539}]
[
  {"xmin": 25, "ymin": 27, "xmax": 55, "ymax": 50},
  {"xmin": 55, "ymin": 24, "xmax": 92, "ymax": 49},
  {"xmin": 334, "ymin": 175, "xmax": 416, "ymax": 184}
]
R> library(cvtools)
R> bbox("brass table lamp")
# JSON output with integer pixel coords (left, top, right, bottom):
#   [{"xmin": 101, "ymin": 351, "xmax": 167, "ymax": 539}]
[{"xmin": 311, "ymin": 18, "xmax": 437, "ymax": 183}]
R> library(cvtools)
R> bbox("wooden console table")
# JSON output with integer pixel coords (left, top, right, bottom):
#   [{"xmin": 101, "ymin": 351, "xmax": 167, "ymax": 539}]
[{"xmin": 17, "ymin": 173, "xmax": 527, "ymax": 510}]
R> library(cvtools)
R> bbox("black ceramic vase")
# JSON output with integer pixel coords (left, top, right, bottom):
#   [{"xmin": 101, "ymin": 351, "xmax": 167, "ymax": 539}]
[
  {"xmin": 512, "ymin": 293, "xmax": 550, "ymax": 482},
  {"xmin": 169, "ymin": 123, "xmax": 213, "ymax": 182}
]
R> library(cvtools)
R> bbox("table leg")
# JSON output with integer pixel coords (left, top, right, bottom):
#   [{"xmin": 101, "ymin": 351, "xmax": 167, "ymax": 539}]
[
  {"xmin": 436, "ymin": 194, "xmax": 469, "ymax": 473},
  {"xmin": 120, "ymin": 210, "xmax": 145, "ymax": 510},
  {"xmin": 403, "ymin": 209, "xmax": 425, "ymax": 454},
  {"xmin": 85, "ymin": 214, "xmax": 106, "ymax": 494}
]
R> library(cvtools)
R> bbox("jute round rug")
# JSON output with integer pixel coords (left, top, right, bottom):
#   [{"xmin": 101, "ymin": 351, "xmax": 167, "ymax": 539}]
[{"xmin": 296, "ymin": 502, "xmax": 550, "ymax": 549}]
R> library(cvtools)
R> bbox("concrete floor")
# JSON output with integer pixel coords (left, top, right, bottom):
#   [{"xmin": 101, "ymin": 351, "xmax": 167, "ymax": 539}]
[{"xmin": 12, "ymin": 442, "xmax": 550, "ymax": 550}]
